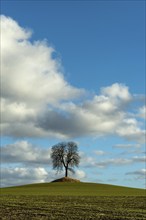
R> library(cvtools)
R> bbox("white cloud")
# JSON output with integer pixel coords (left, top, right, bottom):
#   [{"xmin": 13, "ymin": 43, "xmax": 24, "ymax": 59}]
[
  {"xmin": 1, "ymin": 140, "xmax": 145, "ymax": 186},
  {"xmin": 1, "ymin": 141, "xmax": 86, "ymax": 186},
  {"xmin": 1, "ymin": 167, "xmax": 86, "ymax": 187},
  {"xmin": 1, "ymin": 167, "xmax": 48, "ymax": 187},
  {"xmin": 115, "ymin": 117, "xmax": 145, "ymax": 143},
  {"xmin": 1, "ymin": 15, "xmax": 84, "ymax": 138},
  {"xmin": 71, "ymin": 170, "xmax": 86, "ymax": 179},
  {"xmin": 101, "ymin": 83, "xmax": 132, "ymax": 103},
  {"xmin": 1, "ymin": 15, "xmax": 82, "ymax": 105},
  {"xmin": 1, "ymin": 15, "xmax": 145, "ymax": 143},
  {"xmin": 1, "ymin": 141, "xmax": 51, "ymax": 165}
]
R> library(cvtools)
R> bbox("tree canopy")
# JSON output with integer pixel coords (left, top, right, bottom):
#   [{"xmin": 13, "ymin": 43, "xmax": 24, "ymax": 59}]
[{"xmin": 51, "ymin": 141, "xmax": 80, "ymax": 178}]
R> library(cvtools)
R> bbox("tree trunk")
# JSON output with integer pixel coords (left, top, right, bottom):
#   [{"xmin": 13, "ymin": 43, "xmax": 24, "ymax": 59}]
[{"xmin": 65, "ymin": 167, "xmax": 68, "ymax": 177}]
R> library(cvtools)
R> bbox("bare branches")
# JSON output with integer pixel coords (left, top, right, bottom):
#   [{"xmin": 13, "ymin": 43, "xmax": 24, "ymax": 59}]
[{"xmin": 51, "ymin": 141, "xmax": 80, "ymax": 177}]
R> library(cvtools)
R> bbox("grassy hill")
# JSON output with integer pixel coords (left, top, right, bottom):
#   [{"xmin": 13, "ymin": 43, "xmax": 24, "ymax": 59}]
[
  {"xmin": 1, "ymin": 181, "xmax": 146, "ymax": 219},
  {"xmin": 1, "ymin": 181, "xmax": 145, "ymax": 196}
]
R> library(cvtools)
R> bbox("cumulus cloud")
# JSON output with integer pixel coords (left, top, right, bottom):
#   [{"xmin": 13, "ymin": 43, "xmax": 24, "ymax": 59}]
[
  {"xmin": 1, "ymin": 15, "xmax": 83, "ymax": 138},
  {"xmin": 1, "ymin": 141, "xmax": 51, "ymax": 165},
  {"xmin": 37, "ymin": 83, "xmax": 145, "ymax": 141},
  {"xmin": 1, "ymin": 166, "xmax": 86, "ymax": 187},
  {"xmin": 1, "ymin": 141, "xmax": 86, "ymax": 186},
  {"xmin": 2, "ymin": 15, "xmax": 145, "ymax": 188},
  {"xmin": 115, "ymin": 118, "xmax": 145, "ymax": 143},
  {"xmin": 101, "ymin": 83, "xmax": 132, "ymax": 103},
  {"xmin": 71, "ymin": 170, "xmax": 86, "ymax": 179},
  {"xmin": 1, "ymin": 167, "xmax": 48, "ymax": 187},
  {"xmin": 37, "ymin": 85, "xmax": 145, "ymax": 141},
  {"xmin": 1, "ymin": 15, "xmax": 145, "ymax": 143},
  {"xmin": 1, "ymin": 142, "xmax": 87, "ymax": 175},
  {"xmin": 1, "ymin": 15, "xmax": 82, "ymax": 105}
]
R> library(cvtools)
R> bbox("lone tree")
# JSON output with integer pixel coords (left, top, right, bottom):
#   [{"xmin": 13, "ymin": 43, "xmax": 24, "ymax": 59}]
[{"xmin": 51, "ymin": 141, "xmax": 80, "ymax": 178}]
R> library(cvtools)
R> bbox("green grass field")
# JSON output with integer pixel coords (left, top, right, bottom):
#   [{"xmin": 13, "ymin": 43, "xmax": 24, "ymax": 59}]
[
  {"xmin": 1, "ymin": 182, "xmax": 145, "ymax": 196},
  {"xmin": 1, "ymin": 182, "xmax": 146, "ymax": 219}
]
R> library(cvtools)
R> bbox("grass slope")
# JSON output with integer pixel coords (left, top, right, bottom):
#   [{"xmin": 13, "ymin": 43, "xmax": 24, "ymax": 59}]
[
  {"xmin": 1, "ymin": 182, "xmax": 146, "ymax": 219},
  {"xmin": 1, "ymin": 182, "xmax": 145, "ymax": 196}
]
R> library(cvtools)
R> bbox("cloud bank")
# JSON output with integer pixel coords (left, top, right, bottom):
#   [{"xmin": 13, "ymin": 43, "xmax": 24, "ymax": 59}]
[
  {"xmin": 1, "ymin": 166, "xmax": 86, "ymax": 187},
  {"xmin": 1, "ymin": 141, "xmax": 51, "ymax": 165},
  {"xmin": 1, "ymin": 140, "xmax": 145, "ymax": 187},
  {"xmin": 1, "ymin": 15, "xmax": 145, "ymax": 143},
  {"xmin": 1, "ymin": 167, "xmax": 48, "ymax": 187}
]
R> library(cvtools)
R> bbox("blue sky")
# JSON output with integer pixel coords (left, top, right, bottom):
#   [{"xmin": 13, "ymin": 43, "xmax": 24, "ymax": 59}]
[{"xmin": 1, "ymin": 0, "xmax": 145, "ymax": 188}]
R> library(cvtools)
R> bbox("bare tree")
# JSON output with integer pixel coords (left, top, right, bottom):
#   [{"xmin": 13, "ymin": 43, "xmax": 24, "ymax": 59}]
[{"xmin": 51, "ymin": 142, "xmax": 80, "ymax": 177}]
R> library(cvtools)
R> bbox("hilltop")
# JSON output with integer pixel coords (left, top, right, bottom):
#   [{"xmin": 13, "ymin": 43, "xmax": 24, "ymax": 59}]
[
  {"xmin": 1, "ymin": 181, "xmax": 145, "ymax": 196},
  {"xmin": 51, "ymin": 177, "xmax": 80, "ymax": 183}
]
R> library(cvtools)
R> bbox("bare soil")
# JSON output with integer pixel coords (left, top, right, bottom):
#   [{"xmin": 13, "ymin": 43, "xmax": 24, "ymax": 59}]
[{"xmin": 51, "ymin": 177, "xmax": 80, "ymax": 183}]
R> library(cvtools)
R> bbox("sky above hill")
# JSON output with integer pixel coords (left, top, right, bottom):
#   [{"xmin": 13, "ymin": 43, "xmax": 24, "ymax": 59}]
[{"xmin": 1, "ymin": 0, "xmax": 145, "ymax": 188}]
